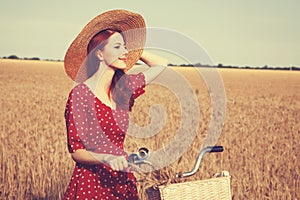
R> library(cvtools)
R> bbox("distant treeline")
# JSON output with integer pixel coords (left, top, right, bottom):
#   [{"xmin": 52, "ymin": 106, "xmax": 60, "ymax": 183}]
[
  {"xmin": 1, "ymin": 55, "xmax": 62, "ymax": 62},
  {"xmin": 168, "ymin": 63, "xmax": 300, "ymax": 71},
  {"xmin": 2, "ymin": 55, "xmax": 299, "ymax": 71}
]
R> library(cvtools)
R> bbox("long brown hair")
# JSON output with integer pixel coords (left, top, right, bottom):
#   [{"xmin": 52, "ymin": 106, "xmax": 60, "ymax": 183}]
[{"xmin": 86, "ymin": 29, "xmax": 134, "ymax": 111}]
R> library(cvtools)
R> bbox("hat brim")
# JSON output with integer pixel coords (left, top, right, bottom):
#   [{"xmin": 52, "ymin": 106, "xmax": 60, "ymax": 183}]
[{"xmin": 64, "ymin": 10, "xmax": 146, "ymax": 82}]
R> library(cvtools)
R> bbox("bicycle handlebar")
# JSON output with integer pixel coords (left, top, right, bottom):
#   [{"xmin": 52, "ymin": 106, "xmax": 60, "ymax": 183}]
[
  {"xmin": 128, "ymin": 146, "xmax": 224, "ymax": 178},
  {"xmin": 209, "ymin": 145, "xmax": 224, "ymax": 153},
  {"xmin": 177, "ymin": 146, "xmax": 224, "ymax": 178}
]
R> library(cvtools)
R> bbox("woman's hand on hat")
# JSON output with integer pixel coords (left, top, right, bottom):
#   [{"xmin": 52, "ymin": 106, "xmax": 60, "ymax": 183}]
[{"xmin": 103, "ymin": 155, "xmax": 129, "ymax": 171}]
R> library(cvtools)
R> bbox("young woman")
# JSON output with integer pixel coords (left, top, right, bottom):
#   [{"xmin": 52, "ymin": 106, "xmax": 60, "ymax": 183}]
[{"xmin": 63, "ymin": 10, "xmax": 167, "ymax": 199}]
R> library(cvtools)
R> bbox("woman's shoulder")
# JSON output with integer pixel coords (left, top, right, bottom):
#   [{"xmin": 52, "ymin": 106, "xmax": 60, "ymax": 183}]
[
  {"xmin": 127, "ymin": 72, "xmax": 145, "ymax": 79},
  {"xmin": 65, "ymin": 82, "xmax": 96, "ymax": 112},
  {"xmin": 71, "ymin": 82, "xmax": 90, "ymax": 93},
  {"xmin": 67, "ymin": 82, "xmax": 92, "ymax": 101},
  {"xmin": 127, "ymin": 72, "xmax": 145, "ymax": 88}
]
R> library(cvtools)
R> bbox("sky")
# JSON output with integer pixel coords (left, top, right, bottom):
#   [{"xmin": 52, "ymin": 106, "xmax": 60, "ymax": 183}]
[{"xmin": 0, "ymin": 0, "xmax": 299, "ymax": 67}]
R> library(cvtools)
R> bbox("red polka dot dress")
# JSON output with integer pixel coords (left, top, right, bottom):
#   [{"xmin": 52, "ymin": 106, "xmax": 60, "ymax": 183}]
[{"xmin": 63, "ymin": 73, "xmax": 145, "ymax": 200}]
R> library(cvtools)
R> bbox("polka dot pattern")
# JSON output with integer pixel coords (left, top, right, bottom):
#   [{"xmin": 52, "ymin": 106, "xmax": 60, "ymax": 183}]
[{"xmin": 63, "ymin": 73, "xmax": 145, "ymax": 199}]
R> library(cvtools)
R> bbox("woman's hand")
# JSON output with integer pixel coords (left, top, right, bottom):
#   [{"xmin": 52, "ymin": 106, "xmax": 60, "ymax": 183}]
[{"xmin": 104, "ymin": 155, "xmax": 129, "ymax": 171}]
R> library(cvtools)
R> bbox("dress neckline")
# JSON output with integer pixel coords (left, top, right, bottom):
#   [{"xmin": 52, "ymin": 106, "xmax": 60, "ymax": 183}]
[{"xmin": 79, "ymin": 82, "xmax": 116, "ymax": 110}]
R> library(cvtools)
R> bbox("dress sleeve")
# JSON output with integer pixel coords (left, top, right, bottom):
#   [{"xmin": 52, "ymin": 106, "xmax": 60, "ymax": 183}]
[
  {"xmin": 64, "ymin": 85, "xmax": 89, "ymax": 153},
  {"xmin": 127, "ymin": 72, "xmax": 146, "ymax": 99}
]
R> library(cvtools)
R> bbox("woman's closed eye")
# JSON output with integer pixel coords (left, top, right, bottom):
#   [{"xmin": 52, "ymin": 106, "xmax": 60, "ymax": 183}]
[{"xmin": 114, "ymin": 43, "xmax": 126, "ymax": 50}]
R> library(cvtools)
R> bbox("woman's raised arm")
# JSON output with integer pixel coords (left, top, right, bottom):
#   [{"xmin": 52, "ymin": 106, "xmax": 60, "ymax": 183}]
[{"xmin": 139, "ymin": 51, "xmax": 168, "ymax": 84}]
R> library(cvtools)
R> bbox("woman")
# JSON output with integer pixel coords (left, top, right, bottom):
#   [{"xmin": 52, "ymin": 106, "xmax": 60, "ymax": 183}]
[{"xmin": 63, "ymin": 10, "xmax": 167, "ymax": 199}]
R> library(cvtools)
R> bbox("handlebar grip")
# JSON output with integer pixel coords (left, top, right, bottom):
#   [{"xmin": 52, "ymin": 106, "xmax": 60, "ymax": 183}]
[
  {"xmin": 128, "ymin": 153, "xmax": 138, "ymax": 164},
  {"xmin": 208, "ymin": 146, "xmax": 224, "ymax": 153},
  {"xmin": 128, "ymin": 147, "xmax": 150, "ymax": 164}
]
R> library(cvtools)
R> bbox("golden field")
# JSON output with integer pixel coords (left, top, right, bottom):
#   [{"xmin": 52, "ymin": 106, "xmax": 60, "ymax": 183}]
[{"xmin": 0, "ymin": 59, "xmax": 299, "ymax": 199}]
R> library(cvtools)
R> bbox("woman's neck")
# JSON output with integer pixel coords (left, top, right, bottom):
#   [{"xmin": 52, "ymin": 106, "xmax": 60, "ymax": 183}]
[{"xmin": 85, "ymin": 64, "xmax": 115, "ymax": 98}]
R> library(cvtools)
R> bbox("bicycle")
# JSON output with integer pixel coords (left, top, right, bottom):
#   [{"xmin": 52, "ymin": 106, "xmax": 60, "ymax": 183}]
[{"xmin": 128, "ymin": 146, "xmax": 232, "ymax": 200}]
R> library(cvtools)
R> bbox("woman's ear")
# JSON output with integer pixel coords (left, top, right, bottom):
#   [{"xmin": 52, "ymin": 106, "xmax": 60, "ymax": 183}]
[{"xmin": 95, "ymin": 49, "xmax": 104, "ymax": 61}]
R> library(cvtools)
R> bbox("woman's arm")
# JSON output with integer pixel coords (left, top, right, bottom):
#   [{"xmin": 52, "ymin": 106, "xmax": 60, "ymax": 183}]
[
  {"xmin": 140, "ymin": 51, "xmax": 168, "ymax": 67},
  {"xmin": 140, "ymin": 51, "xmax": 168, "ymax": 84},
  {"xmin": 71, "ymin": 149, "xmax": 129, "ymax": 171}
]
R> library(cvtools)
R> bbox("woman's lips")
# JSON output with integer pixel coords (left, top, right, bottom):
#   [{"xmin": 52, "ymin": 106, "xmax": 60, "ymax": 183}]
[{"xmin": 118, "ymin": 58, "xmax": 127, "ymax": 62}]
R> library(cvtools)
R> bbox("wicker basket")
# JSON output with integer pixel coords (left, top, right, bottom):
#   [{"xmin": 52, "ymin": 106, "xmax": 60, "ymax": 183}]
[{"xmin": 146, "ymin": 176, "xmax": 231, "ymax": 200}]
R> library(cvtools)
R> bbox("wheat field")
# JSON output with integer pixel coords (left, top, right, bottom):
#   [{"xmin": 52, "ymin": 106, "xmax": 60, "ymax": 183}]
[{"xmin": 0, "ymin": 59, "xmax": 299, "ymax": 199}]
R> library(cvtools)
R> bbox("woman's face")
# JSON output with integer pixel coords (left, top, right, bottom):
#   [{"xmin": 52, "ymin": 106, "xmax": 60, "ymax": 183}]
[{"xmin": 99, "ymin": 32, "xmax": 128, "ymax": 70}]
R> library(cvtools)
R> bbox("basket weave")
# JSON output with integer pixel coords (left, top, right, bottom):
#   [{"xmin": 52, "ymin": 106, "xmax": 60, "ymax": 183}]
[{"xmin": 146, "ymin": 176, "xmax": 231, "ymax": 200}]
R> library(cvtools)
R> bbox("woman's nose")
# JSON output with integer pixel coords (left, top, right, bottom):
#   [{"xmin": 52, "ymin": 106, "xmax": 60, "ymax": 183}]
[{"xmin": 123, "ymin": 47, "xmax": 128, "ymax": 55}]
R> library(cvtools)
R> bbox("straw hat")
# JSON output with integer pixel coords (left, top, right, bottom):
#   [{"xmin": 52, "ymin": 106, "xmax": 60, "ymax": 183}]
[{"xmin": 64, "ymin": 9, "xmax": 146, "ymax": 82}]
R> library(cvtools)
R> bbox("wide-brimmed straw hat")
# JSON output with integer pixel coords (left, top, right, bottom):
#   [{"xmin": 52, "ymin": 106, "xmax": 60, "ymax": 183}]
[{"xmin": 64, "ymin": 9, "xmax": 146, "ymax": 82}]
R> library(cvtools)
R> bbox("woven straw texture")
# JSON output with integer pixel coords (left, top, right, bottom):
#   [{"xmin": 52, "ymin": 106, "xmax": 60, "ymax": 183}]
[{"xmin": 146, "ymin": 176, "xmax": 231, "ymax": 200}]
